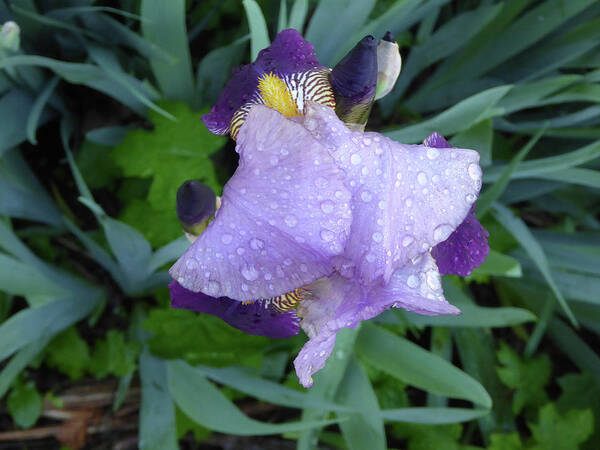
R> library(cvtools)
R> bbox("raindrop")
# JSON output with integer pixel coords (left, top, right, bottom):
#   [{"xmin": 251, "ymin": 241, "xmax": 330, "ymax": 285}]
[
  {"xmin": 372, "ymin": 232, "xmax": 383, "ymax": 243},
  {"xmin": 407, "ymin": 275, "xmax": 419, "ymax": 288},
  {"xmin": 350, "ymin": 154, "xmax": 362, "ymax": 165},
  {"xmin": 221, "ymin": 234, "xmax": 233, "ymax": 245},
  {"xmin": 320, "ymin": 229, "xmax": 335, "ymax": 242},
  {"xmin": 426, "ymin": 147, "xmax": 439, "ymax": 159},
  {"xmin": 426, "ymin": 271, "xmax": 441, "ymax": 290},
  {"xmin": 465, "ymin": 193, "xmax": 476, "ymax": 204},
  {"xmin": 361, "ymin": 190, "xmax": 372, "ymax": 202},
  {"xmin": 468, "ymin": 163, "xmax": 482, "ymax": 181},
  {"xmin": 284, "ymin": 214, "xmax": 298, "ymax": 227},
  {"xmin": 249, "ymin": 238, "xmax": 264, "ymax": 250},
  {"xmin": 320, "ymin": 200, "xmax": 334, "ymax": 213},
  {"xmin": 402, "ymin": 235, "xmax": 414, "ymax": 247},
  {"xmin": 433, "ymin": 224, "xmax": 453, "ymax": 243},
  {"xmin": 417, "ymin": 172, "xmax": 428, "ymax": 186},
  {"xmin": 241, "ymin": 265, "xmax": 259, "ymax": 281}
]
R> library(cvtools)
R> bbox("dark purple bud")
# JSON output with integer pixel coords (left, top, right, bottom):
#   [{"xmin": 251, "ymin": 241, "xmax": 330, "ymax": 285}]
[
  {"xmin": 329, "ymin": 35, "xmax": 378, "ymax": 128},
  {"xmin": 176, "ymin": 180, "xmax": 216, "ymax": 236},
  {"xmin": 382, "ymin": 31, "xmax": 395, "ymax": 43}
]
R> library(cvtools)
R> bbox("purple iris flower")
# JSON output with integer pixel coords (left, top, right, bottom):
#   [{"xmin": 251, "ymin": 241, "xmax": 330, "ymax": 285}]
[{"xmin": 169, "ymin": 30, "xmax": 489, "ymax": 387}]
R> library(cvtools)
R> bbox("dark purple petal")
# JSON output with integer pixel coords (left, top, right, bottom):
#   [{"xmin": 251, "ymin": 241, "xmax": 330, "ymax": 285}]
[
  {"xmin": 202, "ymin": 29, "xmax": 322, "ymax": 136},
  {"xmin": 169, "ymin": 281, "xmax": 300, "ymax": 339},
  {"xmin": 423, "ymin": 131, "xmax": 452, "ymax": 149},
  {"xmin": 330, "ymin": 35, "xmax": 378, "ymax": 125},
  {"xmin": 424, "ymin": 132, "xmax": 490, "ymax": 276},
  {"xmin": 300, "ymin": 103, "xmax": 482, "ymax": 284},
  {"xmin": 171, "ymin": 105, "xmax": 352, "ymax": 301},
  {"xmin": 431, "ymin": 206, "xmax": 490, "ymax": 276}
]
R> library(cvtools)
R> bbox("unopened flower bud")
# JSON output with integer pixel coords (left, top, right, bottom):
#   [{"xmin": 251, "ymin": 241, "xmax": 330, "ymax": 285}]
[
  {"xmin": 0, "ymin": 21, "xmax": 20, "ymax": 52},
  {"xmin": 176, "ymin": 180, "xmax": 216, "ymax": 240},
  {"xmin": 375, "ymin": 31, "xmax": 402, "ymax": 100},
  {"xmin": 330, "ymin": 35, "xmax": 378, "ymax": 131}
]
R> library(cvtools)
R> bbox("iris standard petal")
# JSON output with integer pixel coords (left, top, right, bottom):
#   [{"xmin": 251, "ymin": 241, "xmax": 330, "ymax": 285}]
[
  {"xmin": 169, "ymin": 281, "xmax": 300, "ymax": 338},
  {"xmin": 170, "ymin": 105, "xmax": 352, "ymax": 301},
  {"xmin": 202, "ymin": 29, "xmax": 334, "ymax": 138},
  {"xmin": 423, "ymin": 132, "xmax": 490, "ymax": 276},
  {"xmin": 301, "ymin": 103, "xmax": 483, "ymax": 284}
]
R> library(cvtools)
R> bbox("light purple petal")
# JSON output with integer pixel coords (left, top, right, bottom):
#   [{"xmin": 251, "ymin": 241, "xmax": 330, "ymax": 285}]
[
  {"xmin": 301, "ymin": 103, "xmax": 483, "ymax": 284},
  {"xmin": 431, "ymin": 206, "xmax": 490, "ymax": 276},
  {"xmin": 424, "ymin": 132, "xmax": 490, "ymax": 276},
  {"xmin": 202, "ymin": 29, "xmax": 323, "ymax": 136},
  {"xmin": 169, "ymin": 281, "xmax": 300, "ymax": 338},
  {"xmin": 170, "ymin": 105, "xmax": 352, "ymax": 301},
  {"xmin": 370, "ymin": 252, "xmax": 461, "ymax": 316}
]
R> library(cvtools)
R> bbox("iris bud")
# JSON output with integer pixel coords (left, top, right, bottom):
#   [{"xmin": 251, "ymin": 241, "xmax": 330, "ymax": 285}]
[
  {"xmin": 176, "ymin": 180, "xmax": 216, "ymax": 241},
  {"xmin": 375, "ymin": 31, "xmax": 402, "ymax": 100},
  {"xmin": 329, "ymin": 35, "xmax": 378, "ymax": 131},
  {"xmin": 0, "ymin": 21, "xmax": 20, "ymax": 52}
]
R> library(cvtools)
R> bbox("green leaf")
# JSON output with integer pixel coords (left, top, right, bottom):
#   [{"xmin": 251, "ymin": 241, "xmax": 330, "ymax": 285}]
[
  {"xmin": 140, "ymin": 0, "xmax": 195, "ymax": 102},
  {"xmin": 557, "ymin": 372, "xmax": 600, "ymax": 449},
  {"xmin": 495, "ymin": 342, "xmax": 550, "ymax": 414},
  {"xmin": 143, "ymin": 309, "xmax": 267, "ymax": 368},
  {"xmin": 356, "ymin": 323, "xmax": 492, "ymax": 408},
  {"xmin": 488, "ymin": 433, "xmax": 523, "ymax": 450},
  {"xmin": 382, "ymin": 407, "xmax": 489, "ymax": 424},
  {"xmin": 89, "ymin": 330, "xmax": 141, "ymax": 378},
  {"xmin": 139, "ymin": 348, "xmax": 178, "ymax": 450},
  {"xmin": 492, "ymin": 203, "xmax": 577, "ymax": 326},
  {"xmin": 392, "ymin": 421, "xmax": 465, "ymax": 450},
  {"xmin": 384, "ymin": 85, "xmax": 512, "ymax": 143},
  {"xmin": 243, "ymin": 0, "xmax": 270, "ymax": 61},
  {"xmin": 477, "ymin": 129, "xmax": 543, "ymax": 218},
  {"xmin": 288, "ymin": 0, "xmax": 308, "ymax": 31},
  {"xmin": 0, "ymin": 339, "xmax": 47, "ymax": 399},
  {"xmin": 7, "ymin": 378, "xmax": 43, "ymax": 429},
  {"xmin": 111, "ymin": 100, "xmax": 222, "ymax": 228},
  {"xmin": 119, "ymin": 199, "xmax": 183, "ymax": 248},
  {"xmin": 469, "ymin": 250, "xmax": 522, "ymax": 282},
  {"xmin": 450, "ymin": 119, "xmax": 493, "ymax": 167},
  {"xmin": 528, "ymin": 403, "xmax": 594, "ymax": 450},
  {"xmin": 176, "ymin": 406, "xmax": 211, "ymax": 441},
  {"xmin": 336, "ymin": 356, "xmax": 386, "ymax": 450},
  {"xmin": 45, "ymin": 327, "xmax": 91, "ymax": 381},
  {"xmin": 168, "ymin": 360, "xmax": 340, "ymax": 435},
  {"xmin": 76, "ymin": 140, "xmax": 121, "ymax": 189}
]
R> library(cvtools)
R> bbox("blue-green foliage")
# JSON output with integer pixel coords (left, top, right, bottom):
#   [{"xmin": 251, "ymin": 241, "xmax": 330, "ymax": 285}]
[{"xmin": 0, "ymin": 0, "xmax": 599, "ymax": 448}]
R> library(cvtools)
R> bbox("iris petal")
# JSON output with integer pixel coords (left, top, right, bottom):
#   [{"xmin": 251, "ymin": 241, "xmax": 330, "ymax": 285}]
[
  {"xmin": 294, "ymin": 253, "xmax": 458, "ymax": 387},
  {"xmin": 423, "ymin": 132, "xmax": 490, "ymax": 276},
  {"xmin": 170, "ymin": 105, "xmax": 352, "ymax": 301},
  {"xmin": 169, "ymin": 281, "xmax": 300, "ymax": 338},
  {"xmin": 301, "ymin": 103, "xmax": 483, "ymax": 284}
]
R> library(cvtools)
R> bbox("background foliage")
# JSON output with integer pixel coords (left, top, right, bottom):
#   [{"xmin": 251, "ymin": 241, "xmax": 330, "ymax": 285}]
[{"xmin": 0, "ymin": 0, "xmax": 599, "ymax": 448}]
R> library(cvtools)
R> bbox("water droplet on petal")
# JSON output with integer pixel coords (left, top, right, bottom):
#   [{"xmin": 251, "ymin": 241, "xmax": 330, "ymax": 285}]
[
  {"xmin": 417, "ymin": 172, "xmax": 428, "ymax": 186},
  {"xmin": 426, "ymin": 147, "xmax": 439, "ymax": 159},
  {"xmin": 249, "ymin": 238, "xmax": 264, "ymax": 250},
  {"xmin": 405, "ymin": 198, "xmax": 413, "ymax": 207},
  {"xmin": 372, "ymin": 232, "xmax": 383, "ymax": 243},
  {"xmin": 320, "ymin": 229, "xmax": 335, "ymax": 242},
  {"xmin": 407, "ymin": 275, "xmax": 419, "ymax": 288},
  {"xmin": 221, "ymin": 233, "xmax": 233, "ymax": 245},
  {"xmin": 402, "ymin": 235, "xmax": 414, "ymax": 247},
  {"xmin": 361, "ymin": 190, "xmax": 372, "ymax": 202},
  {"xmin": 426, "ymin": 271, "xmax": 441, "ymax": 290},
  {"xmin": 236, "ymin": 247, "xmax": 245, "ymax": 255},
  {"xmin": 468, "ymin": 163, "xmax": 482, "ymax": 181},
  {"xmin": 350, "ymin": 154, "xmax": 362, "ymax": 165},
  {"xmin": 207, "ymin": 280, "xmax": 220, "ymax": 295},
  {"xmin": 315, "ymin": 177, "xmax": 328, "ymax": 188},
  {"xmin": 465, "ymin": 193, "xmax": 476, "ymax": 204},
  {"xmin": 241, "ymin": 264, "xmax": 259, "ymax": 281},
  {"xmin": 433, "ymin": 224, "xmax": 453, "ymax": 243},
  {"xmin": 284, "ymin": 214, "xmax": 298, "ymax": 227},
  {"xmin": 320, "ymin": 200, "xmax": 334, "ymax": 213},
  {"xmin": 300, "ymin": 264, "xmax": 308, "ymax": 272}
]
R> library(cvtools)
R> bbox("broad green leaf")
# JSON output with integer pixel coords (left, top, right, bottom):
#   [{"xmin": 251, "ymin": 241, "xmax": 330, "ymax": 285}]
[
  {"xmin": 488, "ymin": 433, "xmax": 523, "ymax": 450},
  {"xmin": 143, "ymin": 309, "xmax": 268, "ymax": 368},
  {"xmin": 0, "ymin": 293, "xmax": 101, "ymax": 363},
  {"xmin": 25, "ymin": 75, "xmax": 58, "ymax": 145},
  {"xmin": 470, "ymin": 250, "xmax": 522, "ymax": 281},
  {"xmin": 548, "ymin": 319, "xmax": 600, "ymax": 380},
  {"xmin": 297, "ymin": 327, "xmax": 359, "ymax": 450},
  {"xmin": 0, "ymin": 339, "xmax": 47, "ymax": 399},
  {"xmin": 140, "ymin": 0, "xmax": 194, "ymax": 102},
  {"xmin": 477, "ymin": 129, "xmax": 543, "ymax": 217},
  {"xmin": 45, "ymin": 327, "xmax": 91, "ymax": 380},
  {"xmin": 305, "ymin": 0, "xmax": 376, "ymax": 66},
  {"xmin": 76, "ymin": 140, "xmax": 121, "ymax": 189},
  {"xmin": 557, "ymin": 372, "xmax": 600, "ymax": 448},
  {"xmin": 528, "ymin": 403, "xmax": 594, "ymax": 450},
  {"xmin": 7, "ymin": 378, "xmax": 42, "ymax": 429},
  {"xmin": 384, "ymin": 85, "xmax": 512, "ymax": 143},
  {"xmin": 168, "ymin": 360, "xmax": 340, "ymax": 435},
  {"xmin": 243, "ymin": 0, "xmax": 270, "ymax": 61},
  {"xmin": 0, "ymin": 89, "xmax": 37, "ymax": 155},
  {"xmin": 111, "ymin": 101, "xmax": 223, "ymax": 246},
  {"xmin": 381, "ymin": 407, "xmax": 489, "ymax": 424},
  {"xmin": 288, "ymin": 0, "xmax": 308, "ymax": 31},
  {"xmin": 89, "ymin": 330, "xmax": 141, "ymax": 378},
  {"xmin": 356, "ymin": 324, "xmax": 491, "ymax": 408},
  {"xmin": 450, "ymin": 119, "xmax": 493, "ymax": 167},
  {"xmin": 392, "ymin": 421, "xmax": 464, "ymax": 450},
  {"xmin": 495, "ymin": 342, "xmax": 550, "ymax": 414},
  {"xmin": 336, "ymin": 356, "xmax": 386, "ymax": 450},
  {"xmin": 0, "ymin": 253, "xmax": 67, "ymax": 301},
  {"xmin": 492, "ymin": 203, "xmax": 577, "ymax": 326},
  {"xmin": 277, "ymin": 0, "xmax": 287, "ymax": 32},
  {"xmin": 197, "ymin": 365, "xmax": 351, "ymax": 412},
  {"xmin": 139, "ymin": 349, "xmax": 178, "ymax": 450}
]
